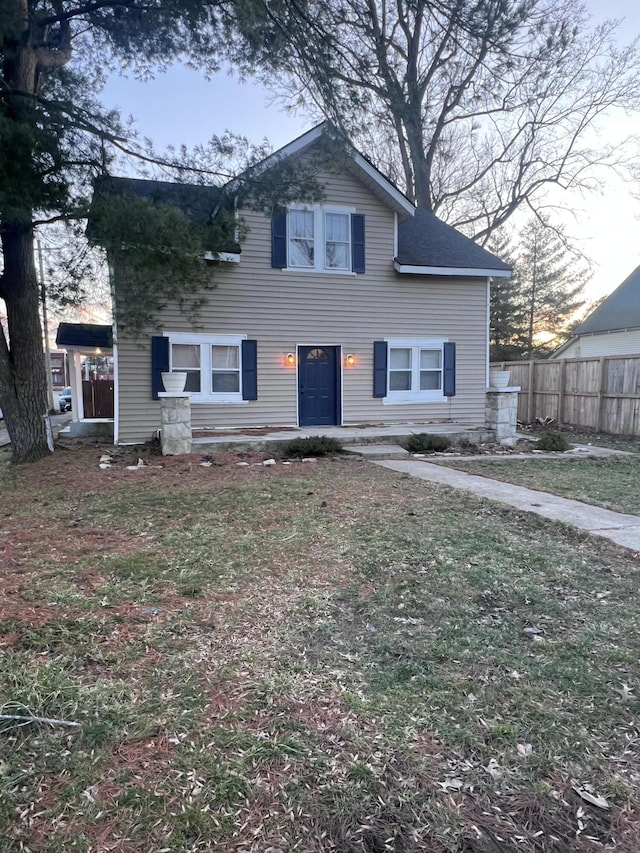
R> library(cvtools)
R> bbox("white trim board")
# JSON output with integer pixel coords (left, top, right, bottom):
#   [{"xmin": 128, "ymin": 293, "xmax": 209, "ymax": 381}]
[{"xmin": 394, "ymin": 261, "xmax": 511, "ymax": 278}]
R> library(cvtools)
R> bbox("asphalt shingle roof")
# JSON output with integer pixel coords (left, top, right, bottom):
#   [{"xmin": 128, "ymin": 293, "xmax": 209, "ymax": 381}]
[
  {"xmin": 102, "ymin": 177, "xmax": 222, "ymax": 223},
  {"xmin": 97, "ymin": 177, "xmax": 224, "ymax": 225},
  {"xmin": 396, "ymin": 207, "xmax": 511, "ymax": 272},
  {"xmin": 93, "ymin": 138, "xmax": 511, "ymax": 276},
  {"xmin": 89, "ymin": 176, "xmax": 240, "ymax": 252},
  {"xmin": 574, "ymin": 266, "xmax": 640, "ymax": 335}
]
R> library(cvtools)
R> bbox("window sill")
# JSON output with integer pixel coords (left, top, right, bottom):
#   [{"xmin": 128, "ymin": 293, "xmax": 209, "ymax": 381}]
[
  {"xmin": 281, "ymin": 268, "xmax": 357, "ymax": 276},
  {"xmin": 383, "ymin": 393, "xmax": 446, "ymax": 405},
  {"xmin": 188, "ymin": 396, "xmax": 248, "ymax": 405}
]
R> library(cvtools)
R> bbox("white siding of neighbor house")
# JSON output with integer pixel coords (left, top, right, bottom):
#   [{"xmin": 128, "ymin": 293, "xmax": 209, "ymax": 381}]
[
  {"xmin": 116, "ymin": 169, "xmax": 490, "ymax": 444},
  {"xmin": 556, "ymin": 330, "xmax": 640, "ymax": 360}
]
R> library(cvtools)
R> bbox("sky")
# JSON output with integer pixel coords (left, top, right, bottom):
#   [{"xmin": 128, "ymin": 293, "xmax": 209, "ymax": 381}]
[{"xmin": 100, "ymin": 0, "xmax": 640, "ymax": 304}]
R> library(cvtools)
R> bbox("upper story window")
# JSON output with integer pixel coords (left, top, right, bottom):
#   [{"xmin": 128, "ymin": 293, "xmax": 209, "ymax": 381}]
[
  {"xmin": 272, "ymin": 206, "xmax": 365, "ymax": 274},
  {"xmin": 289, "ymin": 209, "xmax": 315, "ymax": 268},
  {"xmin": 324, "ymin": 212, "xmax": 350, "ymax": 270},
  {"xmin": 288, "ymin": 206, "xmax": 352, "ymax": 272}
]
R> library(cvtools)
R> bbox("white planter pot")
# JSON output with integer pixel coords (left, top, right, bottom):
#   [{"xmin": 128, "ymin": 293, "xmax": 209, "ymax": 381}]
[
  {"xmin": 161, "ymin": 371, "xmax": 187, "ymax": 393},
  {"xmin": 489, "ymin": 370, "xmax": 511, "ymax": 389}
]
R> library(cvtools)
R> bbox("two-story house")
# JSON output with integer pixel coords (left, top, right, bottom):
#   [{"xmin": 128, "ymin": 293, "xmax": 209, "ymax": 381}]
[{"xmin": 99, "ymin": 125, "xmax": 511, "ymax": 445}]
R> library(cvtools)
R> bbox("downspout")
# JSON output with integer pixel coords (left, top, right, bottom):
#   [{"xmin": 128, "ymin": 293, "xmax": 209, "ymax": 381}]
[
  {"xmin": 109, "ymin": 261, "xmax": 119, "ymax": 445},
  {"xmin": 486, "ymin": 277, "xmax": 492, "ymax": 387},
  {"xmin": 393, "ymin": 212, "xmax": 398, "ymax": 259}
]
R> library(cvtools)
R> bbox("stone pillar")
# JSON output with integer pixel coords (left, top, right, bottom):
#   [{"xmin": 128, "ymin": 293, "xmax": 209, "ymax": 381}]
[
  {"xmin": 486, "ymin": 387, "xmax": 520, "ymax": 442},
  {"xmin": 159, "ymin": 394, "xmax": 192, "ymax": 455}
]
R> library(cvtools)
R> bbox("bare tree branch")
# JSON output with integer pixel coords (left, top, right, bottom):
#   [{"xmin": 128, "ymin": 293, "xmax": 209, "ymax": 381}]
[{"xmin": 229, "ymin": 0, "xmax": 640, "ymax": 238}]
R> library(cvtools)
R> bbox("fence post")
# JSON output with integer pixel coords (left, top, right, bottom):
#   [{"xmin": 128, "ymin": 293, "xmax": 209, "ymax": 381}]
[
  {"xmin": 557, "ymin": 359, "xmax": 566, "ymax": 426},
  {"xmin": 596, "ymin": 357, "xmax": 607, "ymax": 432},
  {"xmin": 527, "ymin": 361, "xmax": 535, "ymax": 423}
]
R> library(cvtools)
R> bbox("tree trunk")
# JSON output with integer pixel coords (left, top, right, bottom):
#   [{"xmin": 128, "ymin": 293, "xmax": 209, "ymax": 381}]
[
  {"xmin": 0, "ymin": 0, "xmax": 52, "ymax": 462},
  {"xmin": 0, "ymin": 224, "xmax": 51, "ymax": 463},
  {"xmin": 404, "ymin": 117, "xmax": 432, "ymax": 210}
]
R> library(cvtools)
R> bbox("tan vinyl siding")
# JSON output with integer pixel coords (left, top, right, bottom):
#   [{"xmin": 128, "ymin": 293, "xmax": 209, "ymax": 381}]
[{"xmin": 116, "ymin": 169, "xmax": 489, "ymax": 444}]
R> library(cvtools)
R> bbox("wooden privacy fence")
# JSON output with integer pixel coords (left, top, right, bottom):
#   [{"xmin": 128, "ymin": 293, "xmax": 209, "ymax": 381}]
[
  {"xmin": 491, "ymin": 355, "xmax": 640, "ymax": 436},
  {"xmin": 82, "ymin": 379, "xmax": 114, "ymax": 419}
]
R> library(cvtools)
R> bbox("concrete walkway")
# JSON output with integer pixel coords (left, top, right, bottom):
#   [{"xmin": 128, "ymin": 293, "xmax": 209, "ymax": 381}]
[{"xmin": 375, "ymin": 459, "xmax": 640, "ymax": 552}]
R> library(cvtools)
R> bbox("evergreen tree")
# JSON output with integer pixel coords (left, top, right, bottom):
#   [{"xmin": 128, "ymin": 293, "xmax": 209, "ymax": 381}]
[
  {"xmin": 512, "ymin": 218, "xmax": 588, "ymax": 358},
  {"xmin": 0, "ymin": 1, "xmax": 228, "ymax": 461},
  {"xmin": 0, "ymin": 1, "xmax": 324, "ymax": 463},
  {"xmin": 487, "ymin": 231, "xmax": 527, "ymax": 361}
]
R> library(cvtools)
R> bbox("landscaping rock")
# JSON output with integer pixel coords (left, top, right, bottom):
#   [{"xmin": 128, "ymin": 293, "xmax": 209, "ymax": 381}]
[{"xmin": 500, "ymin": 436, "xmax": 520, "ymax": 447}]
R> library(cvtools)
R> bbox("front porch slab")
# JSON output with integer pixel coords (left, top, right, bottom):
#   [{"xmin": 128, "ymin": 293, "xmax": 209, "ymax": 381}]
[
  {"xmin": 59, "ymin": 419, "xmax": 114, "ymax": 438},
  {"xmin": 190, "ymin": 423, "xmax": 494, "ymax": 454}
]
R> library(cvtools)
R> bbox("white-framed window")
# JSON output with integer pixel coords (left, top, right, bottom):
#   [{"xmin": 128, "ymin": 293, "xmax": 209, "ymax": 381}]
[
  {"xmin": 385, "ymin": 338, "xmax": 447, "ymax": 403},
  {"xmin": 324, "ymin": 211, "xmax": 350, "ymax": 270},
  {"xmin": 287, "ymin": 205, "xmax": 353, "ymax": 273},
  {"xmin": 167, "ymin": 333, "xmax": 246, "ymax": 403}
]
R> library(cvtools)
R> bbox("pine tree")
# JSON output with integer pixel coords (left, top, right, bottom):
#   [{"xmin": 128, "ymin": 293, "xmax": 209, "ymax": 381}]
[
  {"xmin": 0, "ymin": 1, "xmax": 323, "ymax": 462},
  {"xmin": 513, "ymin": 218, "xmax": 588, "ymax": 357},
  {"xmin": 487, "ymin": 231, "xmax": 527, "ymax": 361}
]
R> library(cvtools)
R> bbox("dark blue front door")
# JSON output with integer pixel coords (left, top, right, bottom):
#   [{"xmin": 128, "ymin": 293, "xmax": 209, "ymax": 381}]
[{"xmin": 298, "ymin": 346, "xmax": 340, "ymax": 426}]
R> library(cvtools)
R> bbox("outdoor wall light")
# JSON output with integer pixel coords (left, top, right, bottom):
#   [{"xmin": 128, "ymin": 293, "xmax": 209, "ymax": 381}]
[
  {"xmin": 285, "ymin": 352, "xmax": 296, "ymax": 366},
  {"xmin": 345, "ymin": 353, "xmax": 356, "ymax": 367}
]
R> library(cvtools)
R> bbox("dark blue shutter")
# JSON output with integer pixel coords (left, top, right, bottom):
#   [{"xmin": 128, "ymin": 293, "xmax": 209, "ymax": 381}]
[
  {"xmin": 373, "ymin": 341, "xmax": 388, "ymax": 398},
  {"xmin": 242, "ymin": 339, "xmax": 258, "ymax": 400},
  {"xmin": 443, "ymin": 342, "xmax": 456, "ymax": 397},
  {"xmin": 151, "ymin": 336, "xmax": 169, "ymax": 400},
  {"xmin": 271, "ymin": 212, "xmax": 287, "ymax": 268},
  {"xmin": 351, "ymin": 214, "xmax": 365, "ymax": 273}
]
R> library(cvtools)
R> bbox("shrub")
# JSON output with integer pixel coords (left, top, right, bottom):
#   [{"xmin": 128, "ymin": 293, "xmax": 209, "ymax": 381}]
[
  {"xmin": 282, "ymin": 436, "xmax": 343, "ymax": 458},
  {"xmin": 403, "ymin": 433, "xmax": 452, "ymax": 454},
  {"xmin": 535, "ymin": 431, "xmax": 570, "ymax": 452}
]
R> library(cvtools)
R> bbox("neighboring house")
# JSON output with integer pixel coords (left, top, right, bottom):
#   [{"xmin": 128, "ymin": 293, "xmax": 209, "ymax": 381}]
[
  {"xmin": 554, "ymin": 266, "xmax": 640, "ymax": 358},
  {"xmin": 95, "ymin": 125, "xmax": 511, "ymax": 445},
  {"xmin": 50, "ymin": 351, "xmax": 70, "ymax": 389}
]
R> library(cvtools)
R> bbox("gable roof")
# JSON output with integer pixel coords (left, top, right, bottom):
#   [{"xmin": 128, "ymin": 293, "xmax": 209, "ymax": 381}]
[
  {"xmin": 56, "ymin": 323, "xmax": 113, "ymax": 349},
  {"xmin": 251, "ymin": 123, "xmax": 416, "ymax": 221},
  {"xmin": 92, "ymin": 125, "xmax": 511, "ymax": 278},
  {"xmin": 573, "ymin": 266, "xmax": 640, "ymax": 335},
  {"xmin": 396, "ymin": 208, "xmax": 511, "ymax": 277}
]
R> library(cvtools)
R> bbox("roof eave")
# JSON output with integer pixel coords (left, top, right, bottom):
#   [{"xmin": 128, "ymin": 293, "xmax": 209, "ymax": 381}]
[
  {"xmin": 550, "ymin": 337, "xmax": 577, "ymax": 357},
  {"xmin": 350, "ymin": 153, "xmax": 415, "ymax": 219},
  {"xmin": 394, "ymin": 261, "xmax": 511, "ymax": 278},
  {"xmin": 573, "ymin": 325, "xmax": 640, "ymax": 337}
]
